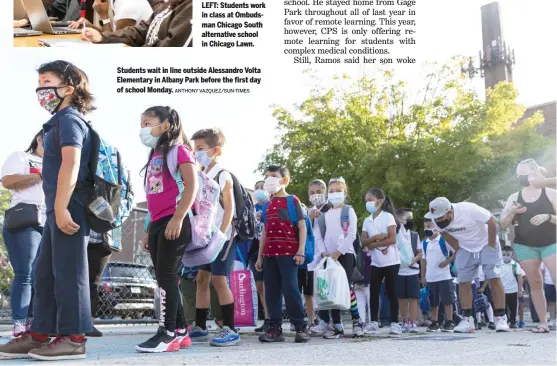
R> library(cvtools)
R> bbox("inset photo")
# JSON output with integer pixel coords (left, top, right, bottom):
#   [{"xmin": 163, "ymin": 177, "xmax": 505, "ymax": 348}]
[{"xmin": 13, "ymin": 0, "xmax": 192, "ymax": 47}]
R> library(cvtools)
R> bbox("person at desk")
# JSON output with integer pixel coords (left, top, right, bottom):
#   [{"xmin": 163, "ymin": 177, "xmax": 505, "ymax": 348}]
[
  {"xmin": 68, "ymin": 0, "xmax": 153, "ymax": 32},
  {"xmin": 81, "ymin": 0, "xmax": 192, "ymax": 47},
  {"xmin": 13, "ymin": 0, "xmax": 80, "ymax": 28}
]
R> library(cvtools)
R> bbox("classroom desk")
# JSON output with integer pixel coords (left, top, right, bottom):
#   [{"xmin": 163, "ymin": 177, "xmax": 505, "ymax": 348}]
[{"xmin": 14, "ymin": 33, "xmax": 81, "ymax": 47}]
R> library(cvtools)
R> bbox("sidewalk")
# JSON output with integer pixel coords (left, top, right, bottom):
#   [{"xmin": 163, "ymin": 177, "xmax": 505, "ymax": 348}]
[{"xmin": 1, "ymin": 322, "xmax": 555, "ymax": 365}]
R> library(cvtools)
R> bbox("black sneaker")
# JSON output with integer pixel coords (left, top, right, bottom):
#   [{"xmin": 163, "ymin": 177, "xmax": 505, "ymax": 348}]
[
  {"xmin": 85, "ymin": 327, "xmax": 103, "ymax": 338},
  {"xmin": 509, "ymin": 322, "xmax": 518, "ymax": 329},
  {"xmin": 475, "ymin": 322, "xmax": 482, "ymax": 331},
  {"xmin": 488, "ymin": 322, "xmax": 495, "ymax": 330},
  {"xmin": 255, "ymin": 320, "xmax": 270, "ymax": 333},
  {"xmin": 442, "ymin": 321, "xmax": 455, "ymax": 332},
  {"xmin": 427, "ymin": 321, "xmax": 441, "ymax": 332},
  {"xmin": 295, "ymin": 328, "xmax": 311, "ymax": 343},
  {"xmin": 258, "ymin": 327, "xmax": 285, "ymax": 343},
  {"xmin": 135, "ymin": 326, "xmax": 179, "ymax": 353}
]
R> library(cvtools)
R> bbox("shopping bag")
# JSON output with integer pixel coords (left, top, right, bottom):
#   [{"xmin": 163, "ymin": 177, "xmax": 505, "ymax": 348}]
[
  {"xmin": 313, "ymin": 257, "xmax": 351, "ymax": 311},
  {"xmin": 230, "ymin": 269, "xmax": 257, "ymax": 327}
]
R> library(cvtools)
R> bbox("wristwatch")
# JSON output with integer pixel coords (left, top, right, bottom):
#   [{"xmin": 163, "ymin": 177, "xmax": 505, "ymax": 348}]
[{"xmin": 100, "ymin": 18, "xmax": 111, "ymax": 26}]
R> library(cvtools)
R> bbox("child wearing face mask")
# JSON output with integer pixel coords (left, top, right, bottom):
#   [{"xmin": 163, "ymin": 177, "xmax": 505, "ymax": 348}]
[
  {"xmin": 251, "ymin": 181, "xmax": 270, "ymax": 333},
  {"xmin": 189, "ymin": 128, "xmax": 240, "ymax": 347},
  {"xmin": 311, "ymin": 178, "xmax": 365, "ymax": 339},
  {"xmin": 500, "ymin": 246, "xmax": 525, "ymax": 329},
  {"xmin": 0, "ymin": 60, "xmax": 96, "ymax": 361},
  {"xmin": 361, "ymin": 188, "xmax": 403, "ymax": 336},
  {"xmin": 255, "ymin": 165, "xmax": 310, "ymax": 343},
  {"xmin": 136, "ymin": 106, "xmax": 197, "ymax": 353}
]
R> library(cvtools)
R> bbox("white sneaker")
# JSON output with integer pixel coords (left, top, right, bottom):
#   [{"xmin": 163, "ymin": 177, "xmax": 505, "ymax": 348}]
[
  {"xmin": 454, "ymin": 316, "xmax": 475, "ymax": 333},
  {"xmin": 310, "ymin": 321, "xmax": 333, "ymax": 336},
  {"xmin": 495, "ymin": 315, "xmax": 510, "ymax": 333},
  {"xmin": 401, "ymin": 321, "xmax": 409, "ymax": 333},
  {"xmin": 389, "ymin": 323, "xmax": 402, "ymax": 336},
  {"xmin": 548, "ymin": 319, "xmax": 556, "ymax": 331},
  {"xmin": 408, "ymin": 322, "xmax": 419, "ymax": 334},
  {"xmin": 364, "ymin": 322, "xmax": 380, "ymax": 336}
]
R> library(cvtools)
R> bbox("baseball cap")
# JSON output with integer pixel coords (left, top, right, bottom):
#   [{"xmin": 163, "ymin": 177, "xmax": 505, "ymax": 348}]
[{"xmin": 424, "ymin": 197, "xmax": 452, "ymax": 219}]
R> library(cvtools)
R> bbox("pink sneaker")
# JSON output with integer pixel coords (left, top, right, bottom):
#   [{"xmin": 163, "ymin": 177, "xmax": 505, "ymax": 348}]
[{"xmin": 176, "ymin": 328, "xmax": 192, "ymax": 349}]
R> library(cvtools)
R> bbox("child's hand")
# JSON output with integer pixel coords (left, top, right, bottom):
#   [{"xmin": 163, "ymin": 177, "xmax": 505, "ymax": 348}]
[
  {"xmin": 321, "ymin": 252, "xmax": 329, "ymax": 258},
  {"xmin": 330, "ymin": 251, "xmax": 341, "ymax": 261},
  {"xmin": 294, "ymin": 253, "xmax": 305, "ymax": 266},
  {"xmin": 165, "ymin": 216, "xmax": 183, "ymax": 240},
  {"xmin": 141, "ymin": 235, "xmax": 149, "ymax": 251},
  {"xmin": 309, "ymin": 210, "xmax": 321, "ymax": 220},
  {"xmin": 438, "ymin": 259, "xmax": 449, "ymax": 268},
  {"xmin": 255, "ymin": 257, "xmax": 263, "ymax": 272}
]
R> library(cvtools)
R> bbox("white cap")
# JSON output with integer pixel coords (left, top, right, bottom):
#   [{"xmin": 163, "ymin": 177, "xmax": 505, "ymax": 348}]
[{"xmin": 424, "ymin": 197, "xmax": 452, "ymax": 219}]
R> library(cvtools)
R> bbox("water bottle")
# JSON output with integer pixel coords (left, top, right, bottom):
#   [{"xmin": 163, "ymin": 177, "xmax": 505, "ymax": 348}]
[
  {"xmin": 89, "ymin": 197, "xmax": 116, "ymax": 223},
  {"xmin": 195, "ymin": 200, "xmax": 214, "ymax": 244}
]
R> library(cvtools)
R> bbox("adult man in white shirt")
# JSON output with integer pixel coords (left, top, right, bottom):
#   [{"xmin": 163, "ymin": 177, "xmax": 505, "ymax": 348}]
[{"xmin": 425, "ymin": 197, "xmax": 509, "ymax": 333}]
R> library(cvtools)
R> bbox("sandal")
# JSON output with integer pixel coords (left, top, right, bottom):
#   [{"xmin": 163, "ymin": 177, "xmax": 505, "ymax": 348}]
[{"xmin": 532, "ymin": 325, "xmax": 550, "ymax": 333}]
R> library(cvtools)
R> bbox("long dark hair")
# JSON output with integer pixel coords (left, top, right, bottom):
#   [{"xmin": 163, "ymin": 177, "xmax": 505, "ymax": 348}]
[
  {"xmin": 140, "ymin": 106, "xmax": 192, "ymax": 185},
  {"xmin": 367, "ymin": 188, "xmax": 401, "ymax": 233},
  {"xmin": 25, "ymin": 131, "xmax": 43, "ymax": 154}
]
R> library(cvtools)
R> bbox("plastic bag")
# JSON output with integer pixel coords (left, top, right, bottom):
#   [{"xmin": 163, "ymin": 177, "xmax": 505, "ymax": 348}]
[
  {"xmin": 396, "ymin": 230, "xmax": 414, "ymax": 268},
  {"xmin": 313, "ymin": 257, "xmax": 351, "ymax": 310}
]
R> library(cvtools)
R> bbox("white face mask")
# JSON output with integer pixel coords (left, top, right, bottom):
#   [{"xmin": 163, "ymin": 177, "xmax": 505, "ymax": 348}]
[
  {"xmin": 328, "ymin": 192, "xmax": 345, "ymax": 206},
  {"xmin": 263, "ymin": 177, "xmax": 282, "ymax": 194},
  {"xmin": 140, "ymin": 126, "xmax": 160, "ymax": 148},
  {"xmin": 309, "ymin": 194, "xmax": 327, "ymax": 207}
]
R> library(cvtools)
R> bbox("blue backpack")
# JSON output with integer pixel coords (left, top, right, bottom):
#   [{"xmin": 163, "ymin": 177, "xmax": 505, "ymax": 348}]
[
  {"xmin": 56, "ymin": 121, "xmax": 134, "ymax": 241},
  {"xmin": 261, "ymin": 195, "xmax": 315, "ymax": 267},
  {"xmin": 422, "ymin": 237, "xmax": 457, "ymax": 276}
]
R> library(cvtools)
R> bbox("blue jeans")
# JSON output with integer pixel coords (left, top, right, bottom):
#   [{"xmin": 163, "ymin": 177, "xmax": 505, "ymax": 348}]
[
  {"xmin": 263, "ymin": 256, "xmax": 305, "ymax": 329},
  {"xmin": 379, "ymin": 282, "xmax": 390, "ymax": 325},
  {"xmin": 30, "ymin": 202, "xmax": 93, "ymax": 335},
  {"xmin": 2, "ymin": 225, "xmax": 42, "ymax": 323}
]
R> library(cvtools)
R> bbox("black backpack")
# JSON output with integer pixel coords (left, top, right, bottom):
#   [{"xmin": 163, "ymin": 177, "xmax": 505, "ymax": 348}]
[{"xmin": 215, "ymin": 170, "xmax": 256, "ymax": 241}]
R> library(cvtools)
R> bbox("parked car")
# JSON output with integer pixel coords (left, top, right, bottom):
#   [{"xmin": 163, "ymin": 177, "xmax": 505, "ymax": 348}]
[{"xmin": 97, "ymin": 261, "xmax": 157, "ymax": 319}]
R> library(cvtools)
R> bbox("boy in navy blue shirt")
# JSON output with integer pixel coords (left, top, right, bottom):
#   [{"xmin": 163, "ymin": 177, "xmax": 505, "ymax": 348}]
[{"xmin": 0, "ymin": 61, "xmax": 95, "ymax": 361}]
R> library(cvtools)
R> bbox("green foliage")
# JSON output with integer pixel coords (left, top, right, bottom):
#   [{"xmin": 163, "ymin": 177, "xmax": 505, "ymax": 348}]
[
  {"xmin": 258, "ymin": 59, "xmax": 551, "ymax": 229},
  {"xmin": 0, "ymin": 188, "xmax": 14, "ymax": 297}
]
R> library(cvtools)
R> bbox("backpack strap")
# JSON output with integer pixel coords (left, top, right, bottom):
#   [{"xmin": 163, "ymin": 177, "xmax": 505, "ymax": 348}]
[
  {"xmin": 422, "ymin": 239, "xmax": 428, "ymax": 256},
  {"xmin": 410, "ymin": 232, "xmax": 418, "ymax": 255},
  {"xmin": 317, "ymin": 214, "xmax": 326, "ymax": 239},
  {"xmin": 340, "ymin": 205, "xmax": 351, "ymax": 235},
  {"xmin": 286, "ymin": 195, "xmax": 299, "ymax": 225},
  {"xmin": 261, "ymin": 201, "xmax": 270, "ymax": 225},
  {"xmin": 439, "ymin": 237, "xmax": 449, "ymax": 258},
  {"xmin": 512, "ymin": 262, "xmax": 517, "ymax": 276},
  {"xmin": 165, "ymin": 145, "xmax": 184, "ymax": 196}
]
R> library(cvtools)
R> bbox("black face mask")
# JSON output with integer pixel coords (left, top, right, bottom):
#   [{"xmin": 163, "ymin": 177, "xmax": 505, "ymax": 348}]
[
  {"xmin": 424, "ymin": 229, "xmax": 435, "ymax": 238},
  {"xmin": 436, "ymin": 217, "xmax": 451, "ymax": 229},
  {"xmin": 404, "ymin": 219, "xmax": 414, "ymax": 231},
  {"xmin": 518, "ymin": 175, "xmax": 530, "ymax": 187}
]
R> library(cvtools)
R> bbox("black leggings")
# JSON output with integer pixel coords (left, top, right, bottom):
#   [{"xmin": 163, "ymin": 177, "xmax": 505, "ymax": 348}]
[
  {"xmin": 505, "ymin": 292, "xmax": 518, "ymax": 324},
  {"xmin": 370, "ymin": 264, "xmax": 400, "ymax": 323},
  {"xmin": 87, "ymin": 244, "xmax": 112, "ymax": 317},
  {"xmin": 148, "ymin": 215, "xmax": 191, "ymax": 332}
]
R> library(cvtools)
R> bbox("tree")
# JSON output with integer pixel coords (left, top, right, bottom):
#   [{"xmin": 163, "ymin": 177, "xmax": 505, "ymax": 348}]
[
  {"xmin": 258, "ymin": 59, "xmax": 551, "ymax": 228},
  {"xmin": 0, "ymin": 188, "xmax": 13, "ymax": 298}
]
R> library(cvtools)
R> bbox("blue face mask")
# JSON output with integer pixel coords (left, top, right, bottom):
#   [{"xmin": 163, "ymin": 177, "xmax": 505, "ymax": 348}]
[
  {"xmin": 366, "ymin": 201, "xmax": 378, "ymax": 214},
  {"xmin": 196, "ymin": 149, "xmax": 214, "ymax": 167},
  {"xmin": 254, "ymin": 189, "xmax": 268, "ymax": 203},
  {"xmin": 328, "ymin": 192, "xmax": 345, "ymax": 206}
]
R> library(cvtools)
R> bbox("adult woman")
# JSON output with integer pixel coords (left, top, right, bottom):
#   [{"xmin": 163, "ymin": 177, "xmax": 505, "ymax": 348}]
[
  {"xmin": 500, "ymin": 159, "xmax": 556, "ymax": 333},
  {"xmin": 68, "ymin": 0, "xmax": 153, "ymax": 33},
  {"xmin": 1, "ymin": 131, "xmax": 45, "ymax": 338},
  {"xmin": 80, "ymin": 0, "xmax": 192, "ymax": 47}
]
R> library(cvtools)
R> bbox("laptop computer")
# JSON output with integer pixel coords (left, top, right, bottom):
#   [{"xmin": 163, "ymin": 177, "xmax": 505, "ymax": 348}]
[
  {"xmin": 14, "ymin": 0, "xmax": 43, "ymax": 36},
  {"xmin": 14, "ymin": 0, "xmax": 27, "ymax": 20},
  {"xmin": 21, "ymin": 0, "xmax": 81, "ymax": 35}
]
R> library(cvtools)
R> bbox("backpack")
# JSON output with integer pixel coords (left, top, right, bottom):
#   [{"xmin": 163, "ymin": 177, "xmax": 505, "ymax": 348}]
[
  {"xmin": 215, "ymin": 170, "xmax": 256, "ymax": 242},
  {"xmin": 56, "ymin": 121, "xmax": 134, "ymax": 237},
  {"xmin": 409, "ymin": 231, "xmax": 420, "ymax": 270},
  {"xmin": 396, "ymin": 230, "xmax": 414, "ymax": 269},
  {"xmin": 422, "ymin": 237, "xmax": 457, "ymax": 276},
  {"xmin": 142, "ymin": 145, "xmax": 227, "ymax": 267},
  {"xmin": 261, "ymin": 195, "xmax": 315, "ymax": 267},
  {"xmin": 317, "ymin": 205, "xmax": 365, "ymax": 282}
]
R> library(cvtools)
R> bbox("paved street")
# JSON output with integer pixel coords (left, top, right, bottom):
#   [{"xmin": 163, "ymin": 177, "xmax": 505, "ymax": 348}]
[{"xmin": 1, "ymin": 322, "xmax": 555, "ymax": 365}]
